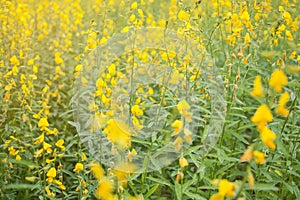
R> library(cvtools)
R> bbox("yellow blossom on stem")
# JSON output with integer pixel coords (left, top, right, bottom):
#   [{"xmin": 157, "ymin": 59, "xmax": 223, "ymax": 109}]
[
  {"xmin": 38, "ymin": 117, "xmax": 49, "ymax": 131},
  {"xmin": 171, "ymin": 120, "xmax": 183, "ymax": 135},
  {"xmin": 179, "ymin": 157, "xmax": 188, "ymax": 168},
  {"xmin": 177, "ymin": 99, "xmax": 192, "ymax": 122},
  {"xmin": 73, "ymin": 163, "xmax": 84, "ymax": 173},
  {"xmin": 90, "ymin": 161, "xmax": 105, "ymax": 181},
  {"xmin": 178, "ymin": 10, "xmax": 189, "ymax": 21},
  {"xmin": 81, "ymin": 152, "xmax": 87, "ymax": 161},
  {"xmin": 260, "ymin": 126, "xmax": 276, "ymax": 150},
  {"xmin": 127, "ymin": 148, "xmax": 137, "ymax": 162},
  {"xmin": 103, "ymin": 119, "xmax": 134, "ymax": 149},
  {"xmin": 131, "ymin": 105, "xmax": 143, "ymax": 117},
  {"xmin": 173, "ymin": 136, "xmax": 183, "ymax": 152},
  {"xmin": 251, "ymin": 104, "xmax": 273, "ymax": 130},
  {"xmin": 240, "ymin": 147, "xmax": 253, "ymax": 162},
  {"xmin": 253, "ymin": 151, "xmax": 266, "ymax": 164},
  {"xmin": 210, "ymin": 179, "xmax": 236, "ymax": 200},
  {"xmin": 251, "ymin": 75, "xmax": 264, "ymax": 97},
  {"xmin": 269, "ymin": 69, "xmax": 288, "ymax": 93},
  {"xmin": 55, "ymin": 139, "xmax": 65, "ymax": 151},
  {"xmin": 95, "ymin": 177, "xmax": 114, "ymax": 200},
  {"xmin": 46, "ymin": 167, "xmax": 56, "ymax": 183},
  {"xmin": 275, "ymin": 91, "xmax": 290, "ymax": 117},
  {"xmin": 248, "ymin": 170, "xmax": 255, "ymax": 189}
]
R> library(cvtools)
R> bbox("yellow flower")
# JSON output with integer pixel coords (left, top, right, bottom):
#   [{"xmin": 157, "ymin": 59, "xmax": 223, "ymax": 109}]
[
  {"xmin": 251, "ymin": 104, "xmax": 273, "ymax": 130},
  {"xmin": 285, "ymin": 30, "xmax": 293, "ymax": 41},
  {"xmin": 55, "ymin": 139, "xmax": 65, "ymax": 151},
  {"xmin": 178, "ymin": 10, "xmax": 189, "ymax": 21},
  {"xmin": 90, "ymin": 161, "xmax": 105, "ymax": 181},
  {"xmin": 81, "ymin": 152, "xmax": 87, "ymax": 161},
  {"xmin": 16, "ymin": 155, "xmax": 21, "ymax": 161},
  {"xmin": 275, "ymin": 92, "xmax": 290, "ymax": 117},
  {"xmin": 240, "ymin": 147, "xmax": 253, "ymax": 162},
  {"xmin": 173, "ymin": 136, "xmax": 183, "ymax": 152},
  {"xmin": 210, "ymin": 179, "xmax": 236, "ymax": 200},
  {"xmin": 46, "ymin": 167, "xmax": 56, "ymax": 183},
  {"xmin": 43, "ymin": 142, "xmax": 52, "ymax": 153},
  {"xmin": 38, "ymin": 117, "xmax": 49, "ymax": 130},
  {"xmin": 131, "ymin": 2, "xmax": 138, "ymax": 9},
  {"xmin": 251, "ymin": 75, "xmax": 264, "ymax": 97},
  {"xmin": 247, "ymin": 170, "xmax": 255, "ymax": 189},
  {"xmin": 269, "ymin": 69, "xmax": 288, "ymax": 93},
  {"xmin": 177, "ymin": 100, "xmax": 192, "ymax": 122},
  {"xmin": 179, "ymin": 157, "xmax": 188, "ymax": 168},
  {"xmin": 253, "ymin": 151, "xmax": 266, "ymax": 164},
  {"xmin": 95, "ymin": 177, "xmax": 114, "ymax": 200},
  {"xmin": 218, "ymin": 179, "xmax": 236, "ymax": 197},
  {"xmin": 45, "ymin": 187, "xmax": 54, "ymax": 197},
  {"xmin": 260, "ymin": 126, "xmax": 276, "ymax": 150},
  {"xmin": 112, "ymin": 163, "xmax": 137, "ymax": 187},
  {"xmin": 73, "ymin": 163, "xmax": 84, "ymax": 173},
  {"xmin": 127, "ymin": 148, "xmax": 137, "ymax": 162},
  {"xmin": 132, "ymin": 116, "xmax": 143, "ymax": 130},
  {"xmin": 103, "ymin": 119, "xmax": 134, "ymax": 149},
  {"xmin": 210, "ymin": 192, "xmax": 224, "ymax": 200},
  {"xmin": 171, "ymin": 120, "xmax": 183, "ymax": 135},
  {"xmin": 131, "ymin": 105, "xmax": 143, "ymax": 117}
]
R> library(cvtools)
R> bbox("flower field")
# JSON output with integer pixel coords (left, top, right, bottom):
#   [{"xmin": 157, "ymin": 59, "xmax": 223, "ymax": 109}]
[{"xmin": 0, "ymin": 0, "xmax": 299, "ymax": 199}]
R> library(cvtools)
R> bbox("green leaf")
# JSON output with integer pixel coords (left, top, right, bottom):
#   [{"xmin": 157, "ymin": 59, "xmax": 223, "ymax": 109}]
[
  {"xmin": 175, "ymin": 182, "xmax": 182, "ymax": 200},
  {"xmin": 144, "ymin": 184, "xmax": 159, "ymax": 199},
  {"xmin": 9, "ymin": 159, "xmax": 38, "ymax": 169},
  {"xmin": 253, "ymin": 184, "xmax": 279, "ymax": 191},
  {"xmin": 4, "ymin": 184, "xmax": 35, "ymax": 190}
]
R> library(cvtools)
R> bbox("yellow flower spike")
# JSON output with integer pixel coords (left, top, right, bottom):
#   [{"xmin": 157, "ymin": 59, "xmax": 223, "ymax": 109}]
[
  {"xmin": 179, "ymin": 157, "xmax": 188, "ymax": 168},
  {"xmin": 73, "ymin": 163, "xmax": 84, "ymax": 173},
  {"xmin": 95, "ymin": 177, "xmax": 114, "ymax": 200},
  {"xmin": 251, "ymin": 104, "xmax": 273, "ymax": 130},
  {"xmin": 90, "ymin": 161, "xmax": 105, "ymax": 181},
  {"xmin": 276, "ymin": 92, "xmax": 290, "ymax": 117},
  {"xmin": 171, "ymin": 120, "xmax": 183, "ymax": 135},
  {"xmin": 251, "ymin": 75, "xmax": 264, "ymax": 97},
  {"xmin": 269, "ymin": 69, "xmax": 288, "ymax": 93},
  {"xmin": 260, "ymin": 126, "xmax": 276, "ymax": 150},
  {"xmin": 38, "ymin": 117, "xmax": 49, "ymax": 130},
  {"xmin": 46, "ymin": 167, "xmax": 57, "ymax": 183},
  {"xmin": 55, "ymin": 139, "xmax": 65, "ymax": 151},
  {"xmin": 253, "ymin": 151, "xmax": 266, "ymax": 164}
]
